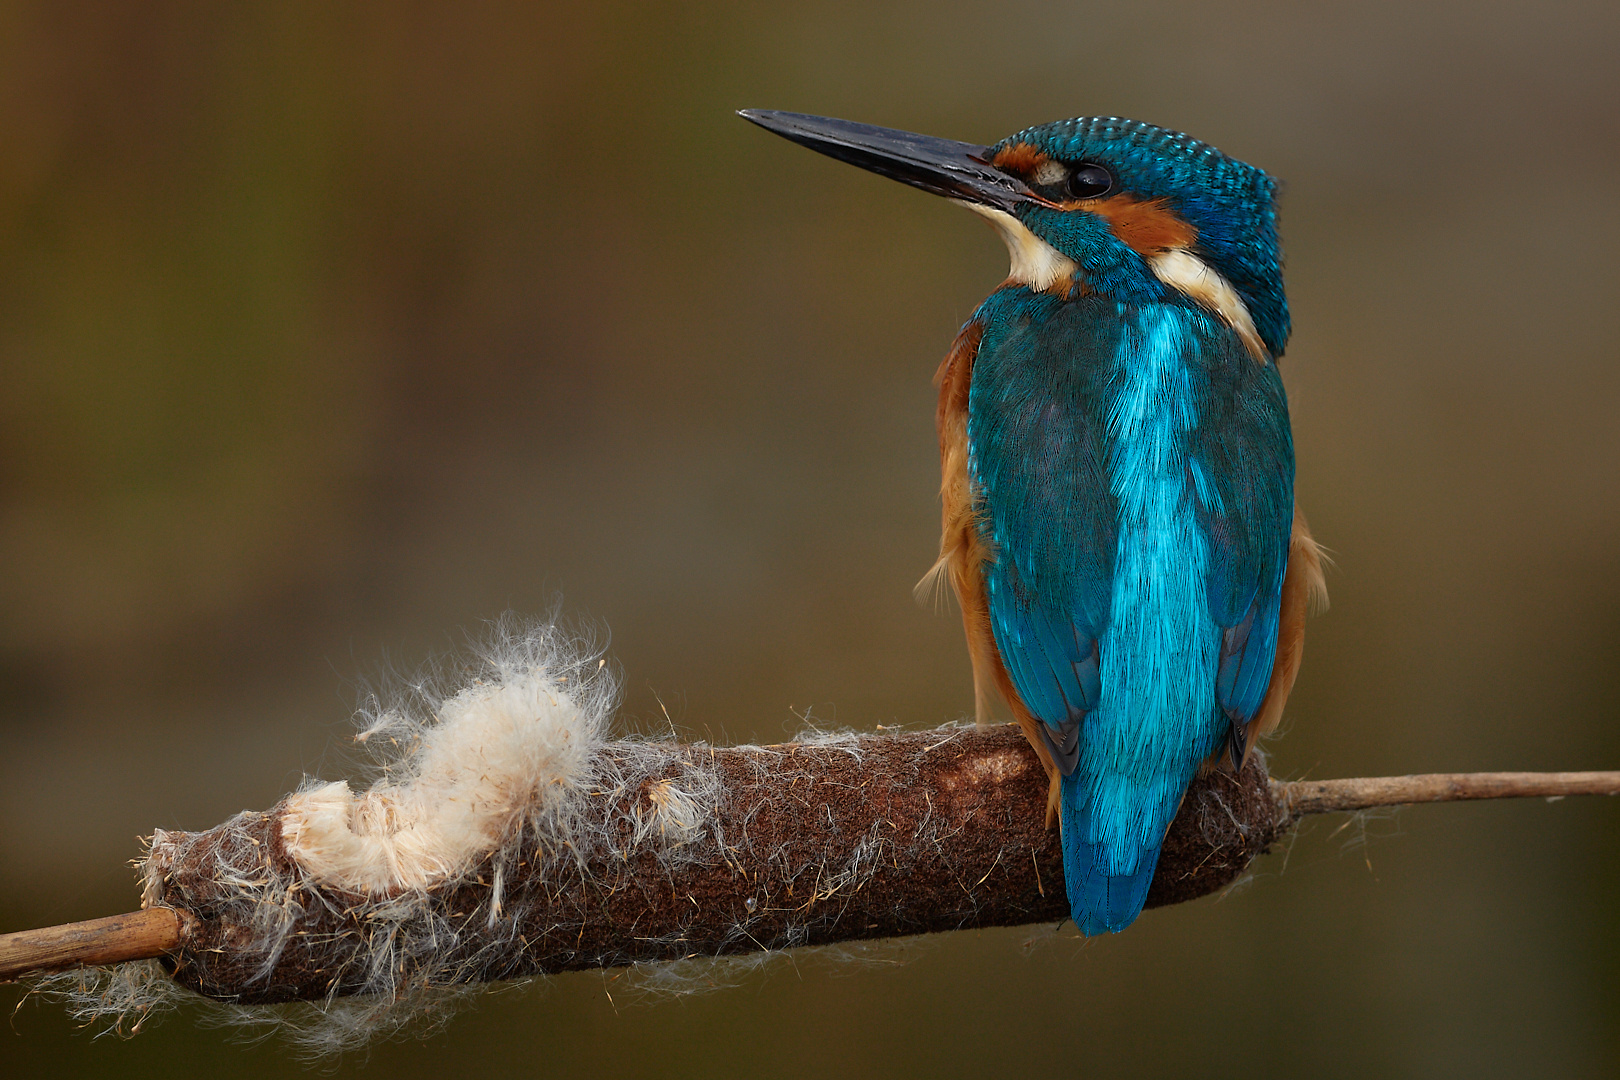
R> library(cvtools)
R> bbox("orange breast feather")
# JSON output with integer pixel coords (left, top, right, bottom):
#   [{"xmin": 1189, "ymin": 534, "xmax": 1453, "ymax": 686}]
[
  {"xmin": 1240, "ymin": 509, "xmax": 1328, "ymax": 759},
  {"xmin": 923, "ymin": 320, "xmax": 1063, "ymax": 820}
]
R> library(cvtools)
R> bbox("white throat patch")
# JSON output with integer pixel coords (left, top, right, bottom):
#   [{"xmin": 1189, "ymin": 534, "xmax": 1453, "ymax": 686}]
[{"xmin": 957, "ymin": 202, "xmax": 1079, "ymax": 294}]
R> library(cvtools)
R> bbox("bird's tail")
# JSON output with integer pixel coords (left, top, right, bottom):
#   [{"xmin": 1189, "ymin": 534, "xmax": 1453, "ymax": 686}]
[{"xmin": 1059, "ymin": 773, "xmax": 1162, "ymax": 936}]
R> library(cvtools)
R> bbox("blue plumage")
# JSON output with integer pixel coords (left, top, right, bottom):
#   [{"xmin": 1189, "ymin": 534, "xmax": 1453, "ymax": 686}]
[
  {"xmin": 741, "ymin": 109, "xmax": 1315, "ymax": 936},
  {"xmin": 973, "ymin": 292, "xmax": 1290, "ymax": 932}
]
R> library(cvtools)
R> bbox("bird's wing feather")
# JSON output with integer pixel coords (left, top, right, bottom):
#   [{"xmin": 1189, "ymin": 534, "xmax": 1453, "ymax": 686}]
[
  {"xmin": 968, "ymin": 293, "xmax": 1120, "ymax": 771},
  {"xmin": 1187, "ymin": 337, "xmax": 1296, "ymax": 758},
  {"xmin": 969, "ymin": 293, "xmax": 1297, "ymax": 770}
]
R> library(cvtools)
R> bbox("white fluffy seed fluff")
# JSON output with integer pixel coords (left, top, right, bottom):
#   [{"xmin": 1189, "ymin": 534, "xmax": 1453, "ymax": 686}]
[
  {"xmin": 30, "ymin": 619, "xmax": 903, "ymax": 1057},
  {"xmin": 282, "ymin": 664, "xmax": 596, "ymax": 894},
  {"xmin": 34, "ymin": 618, "xmax": 629, "ymax": 1056}
]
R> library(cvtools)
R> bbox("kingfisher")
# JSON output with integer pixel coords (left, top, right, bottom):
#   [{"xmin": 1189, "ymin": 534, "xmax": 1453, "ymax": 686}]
[{"xmin": 741, "ymin": 109, "xmax": 1326, "ymax": 935}]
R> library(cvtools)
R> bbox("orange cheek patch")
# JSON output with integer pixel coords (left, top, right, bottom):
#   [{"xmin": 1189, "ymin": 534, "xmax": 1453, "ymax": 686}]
[{"xmin": 1079, "ymin": 194, "xmax": 1198, "ymax": 255}]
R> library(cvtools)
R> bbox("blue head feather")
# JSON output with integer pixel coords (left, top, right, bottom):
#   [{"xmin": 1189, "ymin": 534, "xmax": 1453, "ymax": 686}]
[{"xmin": 988, "ymin": 118, "xmax": 1289, "ymax": 358}]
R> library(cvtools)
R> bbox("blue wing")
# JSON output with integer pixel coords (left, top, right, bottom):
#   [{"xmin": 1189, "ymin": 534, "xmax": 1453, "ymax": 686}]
[
  {"xmin": 967, "ymin": 291, "xmax": 1119, "ymax": 766},
  {"xmin": 968, "ymin": 290, "xmax": 1295, "ymax": 935},
  {"xmin": 967, "ymin": 289, "xmax": 1295, "ymax": 764},
  {"xmin": 1188, "ymin": 354, "xmax": 1295, "ymax": 760}
]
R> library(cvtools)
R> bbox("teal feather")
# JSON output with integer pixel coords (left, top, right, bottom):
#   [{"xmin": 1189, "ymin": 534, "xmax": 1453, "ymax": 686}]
[{"xmin": 970, "ymin": 287, "xmax": 1292, "ymax": 933}]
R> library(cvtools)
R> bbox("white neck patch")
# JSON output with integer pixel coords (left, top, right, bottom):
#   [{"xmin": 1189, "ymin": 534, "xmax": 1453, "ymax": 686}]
[
  {"xmin": 957, "ymin": 202, "xmax": 1079, "ymax": 294},
  {"xmin": 1149, "ymin": 249, "xmax": 1268, "ymax": 362},
  {"xmin": 958, "ymin": 203, "xmax": 1269, "ymax": 363}
]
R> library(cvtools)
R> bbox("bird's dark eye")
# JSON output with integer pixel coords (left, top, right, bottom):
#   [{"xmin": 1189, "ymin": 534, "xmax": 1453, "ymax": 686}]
[{"xmin": 1066, "ymin": 164, "xmax": 1113, "ymax": 199}]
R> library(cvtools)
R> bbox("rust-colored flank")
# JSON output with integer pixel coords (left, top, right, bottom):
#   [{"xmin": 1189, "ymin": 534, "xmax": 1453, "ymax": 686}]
[{"xmin": 932, "ymin": 320, "xmax": 1062, "ymax": 821}]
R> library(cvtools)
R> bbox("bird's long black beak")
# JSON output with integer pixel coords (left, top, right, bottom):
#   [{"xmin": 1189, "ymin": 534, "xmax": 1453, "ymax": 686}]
[{"xmin": 738, "ymin": 110, "xmax": 1039, "ymax": 213}]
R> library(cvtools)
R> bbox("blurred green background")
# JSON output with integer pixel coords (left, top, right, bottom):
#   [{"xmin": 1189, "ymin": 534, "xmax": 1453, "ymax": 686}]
[{"xmin": 2, "ymin": 1, "xmax": 1618, "ymax": 1076}]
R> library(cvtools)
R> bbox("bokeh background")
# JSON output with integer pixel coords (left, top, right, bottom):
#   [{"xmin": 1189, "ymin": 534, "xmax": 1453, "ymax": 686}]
[{"xmin": 3, "ymin": 2, "xmax": 1618, "ymax": 1076}]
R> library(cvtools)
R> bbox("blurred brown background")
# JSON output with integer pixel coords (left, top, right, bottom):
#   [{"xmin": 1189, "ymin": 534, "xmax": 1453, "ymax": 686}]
[{"xmin": 2, "ymin": 1, "xmax": 1618, "ymax": 1076}]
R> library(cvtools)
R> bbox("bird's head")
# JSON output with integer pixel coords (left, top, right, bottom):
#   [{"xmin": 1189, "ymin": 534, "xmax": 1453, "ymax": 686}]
[{"xmin": 740, "ymin": 111, "xmax": 1288, "ymax": 359}]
